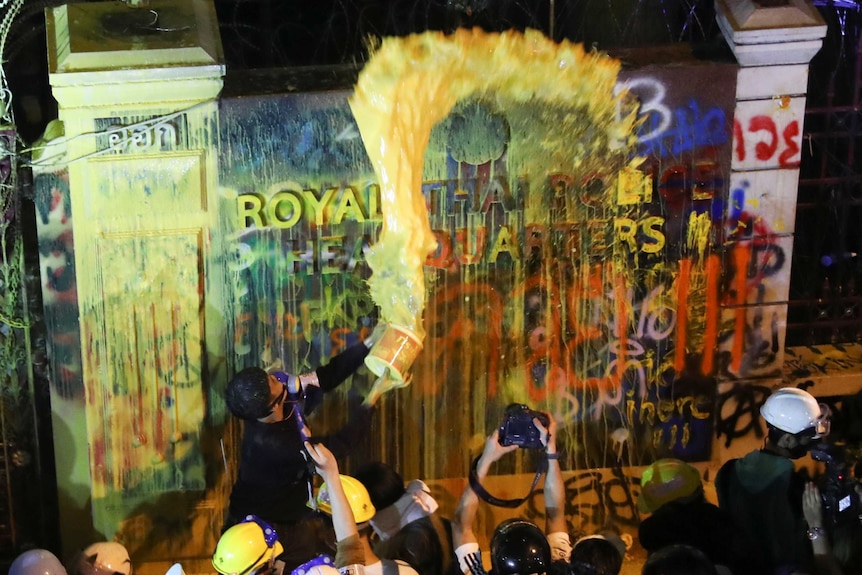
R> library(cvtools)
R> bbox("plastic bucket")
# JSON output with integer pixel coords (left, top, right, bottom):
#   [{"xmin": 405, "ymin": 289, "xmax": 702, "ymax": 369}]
[{"xmin": 364, "ymin": 324, "xmax": 423, "ymax": 382}]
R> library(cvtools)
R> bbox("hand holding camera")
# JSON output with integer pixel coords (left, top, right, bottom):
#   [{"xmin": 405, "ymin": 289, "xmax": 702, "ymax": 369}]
[
  {"xmin": 469, "ymin": 406, "xmax": 557, "ymax": 508},
  {"xmin": 498, "ymin": 404, "xmax": 552, "ymax": 449}
]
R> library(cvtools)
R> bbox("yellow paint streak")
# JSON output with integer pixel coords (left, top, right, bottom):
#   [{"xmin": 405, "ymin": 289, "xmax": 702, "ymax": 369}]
[
  {"xmin": 350, "ymin": 28, "xmax": 631, "ymax": 338},
  {"xmin": 686, "ymin": 211, "xmax": 712, "ymax": 258}
]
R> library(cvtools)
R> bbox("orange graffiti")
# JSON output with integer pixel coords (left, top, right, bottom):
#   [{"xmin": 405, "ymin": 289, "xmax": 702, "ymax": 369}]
[{"xmin": 731, "ymin": 244, "xmax": 750, "ymax": 373}]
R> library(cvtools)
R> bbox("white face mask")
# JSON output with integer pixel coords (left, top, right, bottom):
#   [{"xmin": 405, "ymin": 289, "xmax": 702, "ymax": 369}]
[{"xmin": 370, "ymin": 480, "xmax": 439, "ymax": 540}]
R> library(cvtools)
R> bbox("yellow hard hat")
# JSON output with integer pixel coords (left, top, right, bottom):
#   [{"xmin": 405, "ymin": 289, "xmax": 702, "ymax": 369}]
[
  {"xmin": 315, "ymin": 475, "xmax": 376, "ymax": 524},
  {"xmin": 637, "ymin": 458, "xmax": 702, "ymax": 514},
  {"xmin": 212, "ymin": 516, "xmax": 284, "ymax": 575}
]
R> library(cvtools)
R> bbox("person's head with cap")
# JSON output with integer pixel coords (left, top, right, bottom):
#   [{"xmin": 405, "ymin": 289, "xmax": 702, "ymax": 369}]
[
  {"xmin": 212, "ymin": 515, "xmax": 284, "ymax": 575},
  {"xmin": 490, "ymin": 519, "xmax": 551, "ymax": 575},
  {"xmin": 570, "ymin": 533, "xmax": 626, "ymax": 575},
  {"xmin": 290, "ymin": 555, "xmax": 338, "ymax": 575},
  {"xmin": 760, "ymin": 387, "xmax": 830, "ymax": 459},
  {"xmin": 315, "ymin": 473, "xmax": 377, "ymax": 540},
  {"xmin": 638, "ymin": 459, "xmax": 703, "ymax": 515},
  {"xmin": 641, "ymin": 544, "xmax": 718, "ymax": 575},
  {"xmin": 9, "ymin": 549, "xmax": 67, "ymax": 575}
]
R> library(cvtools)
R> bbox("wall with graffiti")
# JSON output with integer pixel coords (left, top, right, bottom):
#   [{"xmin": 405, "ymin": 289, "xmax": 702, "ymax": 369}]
[
  {"xmin": 31, "ymin": 37, "xmax": 839, "ymax": 561},
  {"xmin": 218, "ymin": 57, "xmax": 739, "ymax": 494}
]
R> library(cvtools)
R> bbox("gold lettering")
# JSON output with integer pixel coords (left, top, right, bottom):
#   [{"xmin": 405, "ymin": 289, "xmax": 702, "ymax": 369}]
[
  {"xmin": 481, "ymin": 178, "xmax": 513, "ymax": 212},
  {"xmin": 238, "ymin": 194, "xmax": 264, "ymax": 228},
  {"xmin": 426, "ymin": 230, "xmax": 453, "ymax": 268},
  {"xmin": 615, "ymin": 217, "xmax": 637, "ymax": 253},
  {"xmin": 284, "ymin": 240, "xmax": 310, "ymax": 274},
  {"xmin": 676, "ymin": 396, "xmax": 694, "ymax": 417},
  {"xmin": 455, "ymin": 227, "xmax": 487, "ymax": 265},
  {"xmin": 320, "ymin": 237, "xmax": 344, "ymax": 274},
  {"xmin": 690, "ymin": 395, "xmax": 711, "ymax": 420},
  {"xmin": 367, "ymin": 183, "xmax": 382, "ymax": 219},
  {"xmin": 640, "ymin": 400, "xmax": 656, "ymax": 425},
  {"xmin": 588, "ymin": 219, "xmax": 608, "ymax": 252},
  {"xmin": 641, "ymin": 216, "xmax": 666, "ymax": 254},
  {"xmin": 657, "ymin": 399, "xmax": 675, "ymax": 422},
  {"xmin": 268, "ymin": 191, "xmax": 302, "ymax": 229},
  {"xmin": 616, "ymin": 167, "xmax": 643, "ymax": 205},
  {"xmin": 488, "ymin": 226, "xmax": 519, "ymax": 262},
  {"xmin": 303, "ymin": 187, "xmax": 338, "ymax": 226},
  {"xmin": 333, "ymin": 187, "xmax": 367, "ymax": 224},
  {"xmin": 653, "ymin": 428, "xmax": 663, "ymax": 449},
  {"xmin": 642, "ymin": 172, "xmax": 653, "ymax": 203}
]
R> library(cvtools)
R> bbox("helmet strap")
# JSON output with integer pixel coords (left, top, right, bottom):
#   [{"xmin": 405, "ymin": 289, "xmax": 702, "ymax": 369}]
[{"xmin": 468, "ymin": 454, "xmax": 548, "ymax": 508}]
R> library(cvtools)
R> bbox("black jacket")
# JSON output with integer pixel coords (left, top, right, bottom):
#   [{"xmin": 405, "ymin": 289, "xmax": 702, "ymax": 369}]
[
  {"xmin": 228, "ymin": 343, "xmax": 371, "ymax": 523},
  {"xmin": 715, "ymin": 449, "xmax": 812, "ymax": 575}
]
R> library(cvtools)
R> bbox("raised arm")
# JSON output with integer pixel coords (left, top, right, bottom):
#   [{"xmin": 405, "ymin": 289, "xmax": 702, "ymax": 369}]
[
  {"xmin": 536, "ymin": 414, "xmax": 566, "ymax": 535},
  {"xmin": 803, "ymin": 482, "xmax": 843, "ymax": 575},
  {"xmin": 304, "ymin": 441, "xmax": 359, "ymax": 543},
  {"xmin": 313, "ymin": 323, "xmax": 388, "ymax": 394},
  {"xmin": 452, "ymin": 430, "xmax": 518, "ymax": 548}
]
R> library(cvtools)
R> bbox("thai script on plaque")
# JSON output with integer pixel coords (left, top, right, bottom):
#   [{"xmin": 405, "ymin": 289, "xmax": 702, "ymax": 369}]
[{"xmin": 105, "ymin": 121, "xmax": 179, "ymax": 153}]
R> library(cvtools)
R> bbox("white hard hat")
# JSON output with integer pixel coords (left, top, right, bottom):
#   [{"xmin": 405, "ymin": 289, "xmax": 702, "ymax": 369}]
[
  {"xmin": 761, "ymin": 388, "xmax": 829, "ymax": 436},
  {"xmin": 75, "ymin": 542, "xmax": 132, "ymax": 575},
  {"xmin": 9, "ymin": 549, "xmax": 67, "ymax": 575}
]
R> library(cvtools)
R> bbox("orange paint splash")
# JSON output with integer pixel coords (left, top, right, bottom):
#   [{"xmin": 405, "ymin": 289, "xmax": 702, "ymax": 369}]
[{"xmin": 731, "ymin": 244, "xmax": 750, "ymax": 373}]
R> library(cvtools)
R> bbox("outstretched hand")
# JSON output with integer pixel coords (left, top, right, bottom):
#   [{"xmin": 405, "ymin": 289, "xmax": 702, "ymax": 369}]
[
  {"xmin": 533, "ymin": 411, "xmax": 557, "ymax": 453},
  {"xmin": 304, "ymin": 441, "xmax": 339, "ymax": 481},
  {"xmin": 480, "ymin": 429, "xmax": 519, "ymax": 467},
  {"xmin": 365, "ymin": 322, "xmax": 389, "ymax": 349},
  {"xmin": 803, "ymin": 481, "xmax": 824, "ymax": 529}
]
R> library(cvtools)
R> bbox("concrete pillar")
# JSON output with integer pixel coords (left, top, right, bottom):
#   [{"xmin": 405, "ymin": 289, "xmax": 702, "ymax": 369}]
[
  {"xmin": 714, "ymin": 0, "xmax": 826, "ymax": 380},
  {"xmin": 712, "ymin": 0, "xmax": 826, "ymax": 463},
  {"xmin": 42, "ymin": 1, "xmax": 229, "ymax": 569}
]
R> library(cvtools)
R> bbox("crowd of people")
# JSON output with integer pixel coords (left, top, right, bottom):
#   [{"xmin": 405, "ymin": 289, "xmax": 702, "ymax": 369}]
[{"xmin": 8, "ymin": 333, "xmax": 862, "ymax": 575}]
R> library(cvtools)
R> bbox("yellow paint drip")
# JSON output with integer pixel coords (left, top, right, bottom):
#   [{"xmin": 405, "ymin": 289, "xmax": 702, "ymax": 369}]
[
  {"xmin": 686, "ymin": 211, "xmax": 712, "ymax": 258},
  {"xmin": 350, "ymin": 28, "xmax": 631, "ymax": 340}
]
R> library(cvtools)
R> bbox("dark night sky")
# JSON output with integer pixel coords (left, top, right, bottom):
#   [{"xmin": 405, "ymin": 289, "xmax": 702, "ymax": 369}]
[{"xmin": 2, "ymin": 0, "xmax": 721, "ymax": 143}]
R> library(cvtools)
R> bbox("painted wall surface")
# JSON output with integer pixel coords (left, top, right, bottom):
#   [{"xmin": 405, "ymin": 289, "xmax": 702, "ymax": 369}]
[
  {"xmin": 34, "ymin": 43, "xmax": 851, "ymax": 569},
  {"xmin": 36, "ymin": 51, "xmax": 807, "ymax": 567},
  {"xmin": 32, "ymin": 1, "xmax": 850, "ymax": 568},
  {"xmin": 33, "ymin": 105, "xmax": 232, "ymax": 563},
  {"xmin": 38, "ymin": 0, "xmax": 228, "ymax": 563},
  {"xmin": 218, "ymin": 59, "xmax": 738, "ymax": 492}
]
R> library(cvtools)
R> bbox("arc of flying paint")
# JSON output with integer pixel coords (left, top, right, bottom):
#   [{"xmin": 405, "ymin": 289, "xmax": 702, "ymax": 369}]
[{"xmin": 348, "ymin": 28, "xmax": 634, "ymax": 341}]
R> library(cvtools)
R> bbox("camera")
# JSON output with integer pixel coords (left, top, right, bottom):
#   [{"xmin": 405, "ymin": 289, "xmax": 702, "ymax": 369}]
[
  {"xmin": 498, "ymin": 404, "xmax": 550, "ymax": 449},
  {"xmin": 810, "ymin": 443, "xmax": 861, "ymax": 531}
]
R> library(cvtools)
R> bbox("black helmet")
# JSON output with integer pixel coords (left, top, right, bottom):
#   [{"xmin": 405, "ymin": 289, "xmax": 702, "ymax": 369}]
[{"xmin": 490, "ymin": 519, "xmax": 551, "ymax": 575}]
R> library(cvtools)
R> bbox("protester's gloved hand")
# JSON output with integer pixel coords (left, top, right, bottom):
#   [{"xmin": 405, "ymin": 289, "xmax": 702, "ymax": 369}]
[{"xmin": 364, "ymin": 322, "xmax": 389, "ymax": 349}]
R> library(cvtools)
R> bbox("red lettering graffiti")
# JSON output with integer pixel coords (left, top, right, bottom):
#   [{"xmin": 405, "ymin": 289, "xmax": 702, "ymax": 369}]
[
  {"xmin": 779, "ymin": 121, "xmax": 800, "ymax": 167},
  {"xmin": 733, "ymin": 116, "xmax": 801, "ymax": 168}
]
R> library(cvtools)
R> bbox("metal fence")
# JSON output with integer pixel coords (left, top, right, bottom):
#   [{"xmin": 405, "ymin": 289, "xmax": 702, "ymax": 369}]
[{"xmin": 788, "ymin": 0, "xmax": 862, "ymax": 346}]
